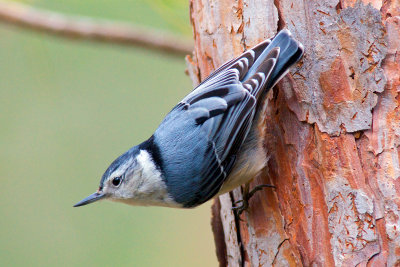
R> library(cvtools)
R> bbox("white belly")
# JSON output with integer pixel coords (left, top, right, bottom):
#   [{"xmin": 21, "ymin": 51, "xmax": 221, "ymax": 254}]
[{"xmin": 217, "ymin": 112, "xmax": 268, "ymax": 195}]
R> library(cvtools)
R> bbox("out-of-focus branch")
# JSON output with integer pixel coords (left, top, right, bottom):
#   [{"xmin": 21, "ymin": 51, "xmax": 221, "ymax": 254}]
[{"xmin": 0, "ymin": 1, "xmax": 193, "ymax": 56}]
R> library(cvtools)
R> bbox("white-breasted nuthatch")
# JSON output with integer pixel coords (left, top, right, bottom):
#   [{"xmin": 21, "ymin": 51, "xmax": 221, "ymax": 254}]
[{"xmin": 74, "ymin": 30, "xmax": 304, "ymax": 211}]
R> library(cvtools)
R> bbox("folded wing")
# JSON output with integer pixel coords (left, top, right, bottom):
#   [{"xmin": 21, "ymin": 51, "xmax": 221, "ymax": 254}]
[{"xmin": 155, "ymin": 30, "xmax": 303, "ymax": 207}]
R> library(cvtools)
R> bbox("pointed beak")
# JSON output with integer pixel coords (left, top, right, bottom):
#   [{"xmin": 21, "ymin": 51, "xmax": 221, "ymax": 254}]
[{"xmin": 73, "ymin": 192, "xmax": 106, "ymax": 207}]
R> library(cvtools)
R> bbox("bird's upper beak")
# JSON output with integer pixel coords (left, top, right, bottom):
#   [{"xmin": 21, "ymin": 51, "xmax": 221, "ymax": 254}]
[{"xmin": 73, "ymin": 191, "xmax": 106, "ymax": 207}]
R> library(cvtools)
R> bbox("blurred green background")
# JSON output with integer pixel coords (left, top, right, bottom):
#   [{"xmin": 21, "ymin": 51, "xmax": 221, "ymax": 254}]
[{"xmin": 0, "ymin": 0, "xmax": 218, "ymax": 266}]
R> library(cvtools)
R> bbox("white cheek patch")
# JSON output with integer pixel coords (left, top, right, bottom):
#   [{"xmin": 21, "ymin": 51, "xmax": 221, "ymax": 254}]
[
  {"xmin": 115, "ymin": 150, "xmax": 181, "ymax": 207},
  {"xmin": 136, "ymin": 150, "xmax": 163, "ymax": 194}
]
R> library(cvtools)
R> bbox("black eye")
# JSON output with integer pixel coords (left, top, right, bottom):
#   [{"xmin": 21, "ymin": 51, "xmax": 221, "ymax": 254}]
[{"xmin": 112, "ymin": 176, "xmax": 122, "ymax": 186}]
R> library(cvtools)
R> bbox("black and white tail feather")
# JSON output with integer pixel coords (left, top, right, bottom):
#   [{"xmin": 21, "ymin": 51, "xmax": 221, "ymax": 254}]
[{"xmin": 155, "ymin": 29, "xmax": 304, "ymax": 207}]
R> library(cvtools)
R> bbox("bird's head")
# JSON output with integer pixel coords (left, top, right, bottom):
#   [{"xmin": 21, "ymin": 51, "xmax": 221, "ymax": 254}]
[{"xmin": 73, "ymin": 144, "xmax": 179, "ymax": 208}]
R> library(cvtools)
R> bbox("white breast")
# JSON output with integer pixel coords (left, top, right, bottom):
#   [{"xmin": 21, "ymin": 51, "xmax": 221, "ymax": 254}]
[{"xmin": 217, "ymin": 100, "xmax": 269, "ymax": 195}]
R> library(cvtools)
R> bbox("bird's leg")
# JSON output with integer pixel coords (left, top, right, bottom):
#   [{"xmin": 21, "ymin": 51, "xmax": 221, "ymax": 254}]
[
  {"xmin": 246, "ymin": 184, "xmax": 275, "ymax": 199},
  {"xmin": 232, "ymin": 183, "xmax": 275, "ymax": 216},
  {"xmin": 232, "ymin": 183, "xmax": 250, "ymax": 216}
]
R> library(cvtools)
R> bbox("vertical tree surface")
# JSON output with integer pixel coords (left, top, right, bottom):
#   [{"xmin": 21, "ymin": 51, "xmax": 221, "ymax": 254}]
[{"xmin": 187, "ymin": 0, "xmax": 400, "ymax": 266}]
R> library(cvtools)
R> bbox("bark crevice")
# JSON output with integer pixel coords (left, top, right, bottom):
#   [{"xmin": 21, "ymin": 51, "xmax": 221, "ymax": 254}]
[{"xmin": 189, "ymin": 0, "xmax": 400, "ymax": 266}]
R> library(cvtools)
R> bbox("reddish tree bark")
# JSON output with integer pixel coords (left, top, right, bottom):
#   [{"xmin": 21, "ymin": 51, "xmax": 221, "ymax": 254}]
[{"xmin": 187, "ymin": 0, "xmax": 400, "ymax": 266}]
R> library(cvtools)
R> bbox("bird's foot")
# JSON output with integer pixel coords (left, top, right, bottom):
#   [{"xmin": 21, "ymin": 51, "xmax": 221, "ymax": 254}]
[
  {"xmin": 232, "ymin": 184, "xmax": 275, "ymax": 217},
  {"xmin": 246, "ymin": 184, "xmax": 275, "ymax": 200},
  {"xmin": 232, "ymin": 199, "xmax": 248, "ymax": 217}
]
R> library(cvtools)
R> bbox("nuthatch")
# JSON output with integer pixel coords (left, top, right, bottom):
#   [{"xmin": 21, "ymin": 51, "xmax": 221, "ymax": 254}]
[{"xmin": 74, "ymin": 30, "xmax": 304, "ymax": 213}]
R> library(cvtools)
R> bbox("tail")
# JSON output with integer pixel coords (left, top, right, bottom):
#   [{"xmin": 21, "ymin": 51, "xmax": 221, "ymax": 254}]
[
  {"xmin": 242, "ymin": 30, "xmax": 304, "ymax": 98},
  {"xmin": 190, "ymin": 30, "xmax": 304, "ymax": 101}
]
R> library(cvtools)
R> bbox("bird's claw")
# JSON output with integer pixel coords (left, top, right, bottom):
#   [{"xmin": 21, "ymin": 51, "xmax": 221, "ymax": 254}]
[
  {"xmin": 232, "ymin": 200, "xmax": 248, "ymax": 217},
  {"xmin": 246, "ymin": 184, "xmax": 275, "ymax": 200},
  {"xmin": 231, "ymin": 183, "xmax": 275, "ymax": 218}
]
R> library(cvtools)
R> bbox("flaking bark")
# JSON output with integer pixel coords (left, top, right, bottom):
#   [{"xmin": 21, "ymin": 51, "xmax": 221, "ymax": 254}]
[{"xmin": 188, "ymin": 0, "xmax": 400, "ymax": 266}]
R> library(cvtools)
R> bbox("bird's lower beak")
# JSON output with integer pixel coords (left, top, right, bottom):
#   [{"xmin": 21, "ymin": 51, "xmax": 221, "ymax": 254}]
[{"xmin": 73, "ymin": 192, "xmax": 106, "ymax": 207}]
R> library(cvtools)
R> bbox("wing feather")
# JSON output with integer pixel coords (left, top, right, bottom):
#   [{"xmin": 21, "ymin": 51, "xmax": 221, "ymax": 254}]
[{"xmin": 155, "ymin": 30, "xmax": 304, "ymax": 207}]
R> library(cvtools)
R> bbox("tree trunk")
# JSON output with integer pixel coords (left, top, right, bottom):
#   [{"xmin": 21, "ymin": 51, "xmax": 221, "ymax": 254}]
[{"xmin": 187, "ymin": 0, "xmax": 400, "ymax": 266}]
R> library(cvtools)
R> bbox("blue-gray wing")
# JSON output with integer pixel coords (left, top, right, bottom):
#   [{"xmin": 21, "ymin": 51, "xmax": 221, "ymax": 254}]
[{"xmin": 154, "ymin": 30, "xmax": 303, "ymax": 207}]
